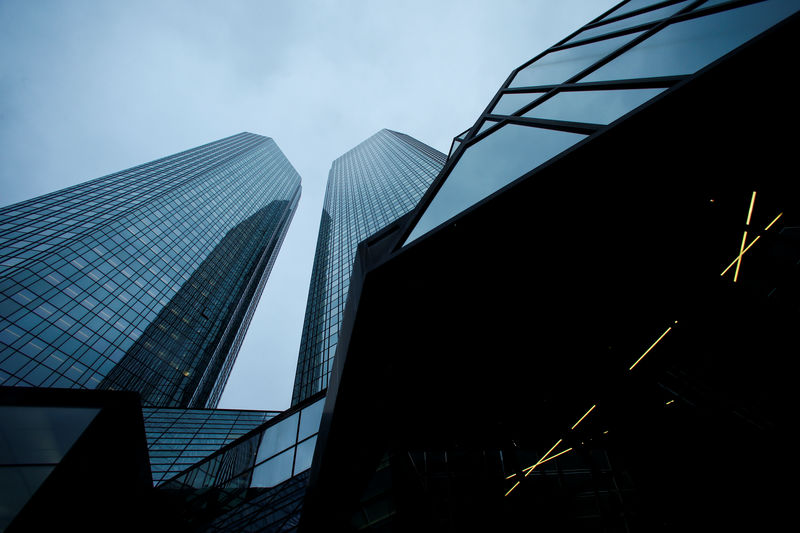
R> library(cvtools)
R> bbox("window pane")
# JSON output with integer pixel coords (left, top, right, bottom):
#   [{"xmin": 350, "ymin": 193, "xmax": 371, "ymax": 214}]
[
  {"xmin": 293, "ymin": 435, "xmax": 317, "ymax": 475},
  {"xmin": 255, "ymin": 412, "xmax": 298, "ymax": 464},
  {"xmin": 405, "ymin": 124, "xmax": 586, "ymax": 244},
  {"xmin": 583, "ymin": 0, "xmax": 800, "ymax": 82},
  {"xmin": 523, "ymin": 88, "xmax": 666, "ymax": 124},
  {"xmin": 250, "ymin": 448, "xmax": 293, "ymax": 488},
  {"xmin": 606, "ymin": 0, "xmax": 671, "ymax": 19},
  {"xmin": 298, "ymin": 397, "xmax": 325, "ymax": 441},
  {"xmin": 510, "ymin": 32, "xmax": 642, "ymax": 88},
  {"xmin": 491, "ymin": 92, "xmax": 545, "ymax": 115},
  {"xmin": 567, "ymin": 0, "xmax": 693, "ymax": 44}
]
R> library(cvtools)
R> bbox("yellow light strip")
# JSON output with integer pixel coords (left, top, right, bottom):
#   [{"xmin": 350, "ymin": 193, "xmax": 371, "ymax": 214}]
[
  {"xmin": 733, "ymin": 230, "xmax": 748, "ymax": 282},
  {"xmin": 746, "ymin": 191, "xmax": 757, "ymax": 226},
  {"xmin": 629, "ymin": 326, "xmax": 672, "ymax": 371},
  {"xmin": 666, "ymin": 399, "xmax": 675, "ymax": 405},
  {"xmin": 764, "ymin": 212, "xmax": 783, "ymax": 231},
  {"xmin": 571, "ymin": 404, "xmax": 596, "ymax": 430},
  {"xmin": 720, "ymin": 212, "xmax": 783, "ymax": 277},
  {"xmin": 524, "ymin": 439, "xmax": 562, "ymax": 478},
  {"xmin": 506, "ymin": 447, "xmax": 575, "ymax": 480},
  {"xmin": 504, "ymin": 481, "xmax": 520, "ymax": 497}
]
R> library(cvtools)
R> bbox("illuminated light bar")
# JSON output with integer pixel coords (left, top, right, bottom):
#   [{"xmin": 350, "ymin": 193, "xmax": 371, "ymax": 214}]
[
  {"xmin": 746, "ymin": 191, "xmax": 757, "ymax": 225},
  {"xmin": 524, "ymin": 439, "xmax": 562, "ymax": 478},
  {"xmin": 720, "ymin": 212, "xmax": 783, "ymax": 277},
  {"xmin": 629, "ymin": 326, "xmax": 673, "ymax": 370},
  {"xmin": 666, "ymin": 399, "xmax": 675, "ymax": 405},
  {"xmin": 571, "ymin": 404, "xmax": 596, "ymax": 430},
  {"xmin": 764, "ymin": 212, "xmax": 783, "ymax": 231},
  {"xmin": 506, "ymin": 447, "xmax": 575, "ymax": 480},
  {"xmin": 504, "ymin": 481, "xmax": 520, "ymax": 497},
  {"xmin": 734, "ymin": 230, "xmax": 748, "ymax": 282}
]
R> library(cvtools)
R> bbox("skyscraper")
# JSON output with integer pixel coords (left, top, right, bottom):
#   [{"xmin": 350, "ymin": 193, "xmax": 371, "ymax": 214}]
[
  {"xmin": 291, "ymin": 129, "xmax": 445, "ymax": 405},
  {"xmin": 292, "ymin": 129, "xmax": 446, "ymax": 405},
  {"xmin": 0, "ymin": 132, "xmax": 301, "ymax": 408}
]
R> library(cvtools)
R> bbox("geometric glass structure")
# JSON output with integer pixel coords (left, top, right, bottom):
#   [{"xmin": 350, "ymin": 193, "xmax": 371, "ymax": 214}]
[
  {"xmin": 143, "ymin": 406, "xmax": 279, "ymax": 485},
  {"xmin": 291, "ymin": 129, "xmax": 444, "ymax": 405},
  {"xmin": 0, "ymin": 132, "xmax": 301, "ymax": 407}
]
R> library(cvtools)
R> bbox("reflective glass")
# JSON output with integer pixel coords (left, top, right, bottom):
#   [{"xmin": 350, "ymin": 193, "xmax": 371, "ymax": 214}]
[
  {"xmin": 298, "ymin": 397, "xmax": 325, "ymax": 441},
  {"xmin": 523, "ymin": 88, "xmax": 666, "ymax": 124},
  {"xmin": 449, "ymin": 139, "xmax": 461, "ymax": 158},
  {"xmin": 250, "ymin": 448, "xmax": 293, "ymax": 488},
  {"xmin": 566, "ymin": 1, "xmax": 693, "ymax": 44},
  {"xmin": 293, "ymin": 435, "xmax": 317, "ymax": 474},
  {"xmin": 0, "ymin": 406, "xmax": 99, "ymax": 464},
  {"xmin": 405, "ymin": 124, "xmax": 586, "ymax": 244},
  {"xmin": 491, "ymin": 92, "xmax": 545, "ymax": 115},
  {"xmin": 255, "ymin": 412, "xmax": 298, "ymax": 463},
  {"xmin": 583, "ymin": 0, "xmax": 800, "ymax": 82},
  {"xmin": 606, "ymin": 0, "xmax": 668, "ymax": 19},
  {"xmin": 477, "ymin": 121, "xmax": 498, "ymax": 135},
  {"xmin": 510, "ymin": 32, "xmax": 642, "ymax": 87}
]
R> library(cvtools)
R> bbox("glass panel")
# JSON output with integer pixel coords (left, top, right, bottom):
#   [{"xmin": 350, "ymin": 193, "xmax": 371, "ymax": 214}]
[
  {"xmin": 606, "ymin": 0, "xmax": 668, "ymax": 19},
  {"xmin": 250, "ymin": 448, "xmax": 293, "ymax": 488},
  {"xmin": 0, "ymin": 466, "xmax": 54, "ymax": 531},
  {"xmin": 583, "ymin": 0, "xmax": 800, "ymax": 82},
  {"xmin": 523, "ymin": 88, "xmax": 666, "ymax": 124},
  {"xmin": 293, "ymin": 435, "xmax": 317, "ymax": 475},
  {"xmin": 477, "ymin": 121, "xmax": 498, "ymax": 135},
  {"xmin": 255, "ymin": 412, "xmax": 298, "ymax": 464},
  {"xmin": 567, "ymin": 1, "xmax": 693, "ymax": 44},
  {"xmin": 405, "ymin": 124, "xmax": 586, "ymax": 244},
  {"xmin": 491, "ymin": 92, "xmax": 544, "ymax": 115},
  {"xmin": 448, "ymin": 139, "xmax": 461, "ymax": 158},
  {"xmin": 510, "ymin": 32, "xmax": 642, "ymax": 88},
  {"xmin": 0, "ymin": 406, "xmax": 99, "ymax": 464},
  {"xmin": 298, "ymin": 397, "xmax": 325, "ymax": 441}
]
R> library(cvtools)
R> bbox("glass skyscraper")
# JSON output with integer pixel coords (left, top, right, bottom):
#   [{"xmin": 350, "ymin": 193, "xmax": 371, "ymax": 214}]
[
  {"xmin": 291, "ymin": 129, "xmax": 445, "ymax": 405},
  {"xmin": 0, "ymin": 132, "xmax": 301, "ymax": 408}
]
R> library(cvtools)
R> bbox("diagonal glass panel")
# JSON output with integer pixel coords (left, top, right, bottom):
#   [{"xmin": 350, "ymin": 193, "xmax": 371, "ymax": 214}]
[
  {"xmin": 510, "ymin": 32, "xmax": 643, "ymax": 88},
  {"xmin": 605, "ymin": 0, "xmax": 672, "ymax": 19},
  {"xmin": 566, "ymin": 0, "xmax": 693, "ymax": 44},
  {"xmin": 523, "ymin": 88, "xmax": 666, "ymax": 124},
  {"xmin": 491, "ymin": 92, "xmax": 546, "ymax": 115},
  {"xmin": 404, "ymin": 124, "xmax": 586, "ymax": 245},
  {"xmin": 583, "ymin": 0, "xmax": 800, "ymax": 82}
]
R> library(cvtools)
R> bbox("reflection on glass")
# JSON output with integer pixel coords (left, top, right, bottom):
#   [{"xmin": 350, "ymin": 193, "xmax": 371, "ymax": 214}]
[
  {"xmin": 294, "ymin": 436, "xmax": 317, "ymax": 475},
  {"xmin": 405, "ymin": 124, "xmax": 586, "ymax": 244},
  {"xmin": 491, "ymin": 92, "xmax": 544, "ymax": 115},
  {"xmin": 0, "ymin": 406, "xmax": 99, "ymax": 464},
  {"xmin": 477, "ymin": 121, "xmax": 498, "ymax": 136},
  {"xmin": 606, "ymin": 0, "xmax": 666, "ymax": 19},
  {"xmin": 250, "ymin": 448, "xmax": 293, "ymax": 488},
  {"xmin": 566, "ymin": 1, "xmax": 693, "ymax": 44},
  {"xmin": 298, "ymin": 398, "xmax": 325, "ymax": 441},
  {"xmin": 523, "ymin": 88, "xmax": 666, "ymax": 124},
  {"xmin": 255, "ymin": 412, "xmax": 298, "ymax": 464},
  {"xmin": 510, "ymin": 32, "xmax": 641, "ymax": 87},
  {"xmin": 583, "ymin": 0, "xmax": 800, "ymax": 82}
]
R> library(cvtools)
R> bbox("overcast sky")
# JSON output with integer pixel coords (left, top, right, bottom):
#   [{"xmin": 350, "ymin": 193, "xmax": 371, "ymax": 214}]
[{"xmin": 0, "ymin": 0, "xmax": 617, "ymax": 411}]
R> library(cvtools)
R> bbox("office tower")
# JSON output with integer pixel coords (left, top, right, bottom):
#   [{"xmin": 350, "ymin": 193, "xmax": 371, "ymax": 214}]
[
  {"xmin": 143, "ymin": 406, "xmax": 279, "ymax": 485},
  {"xmin": 300, "ymin": 1, "xmax": 800, "ymax": 530},
  {"xmin": 291, "ymin": 129, "xmax": 445, "ymax": 405},
  {"xmin": 0, "ymin": 132, "xmax": 301, "ymax": 408}
]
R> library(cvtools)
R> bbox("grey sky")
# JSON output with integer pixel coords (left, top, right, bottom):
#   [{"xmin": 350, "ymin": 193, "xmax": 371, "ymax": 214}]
[{"xmin": 0, "ymin": 0, "xmax": 617, "ymax": 410}]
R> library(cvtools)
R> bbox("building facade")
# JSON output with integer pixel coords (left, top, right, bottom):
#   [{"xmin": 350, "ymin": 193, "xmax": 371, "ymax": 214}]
[
  {"xmin": 0, "ymin": 132, "xmax": 301, "ymax": 407},
  {"xmin": 143, "ymin": 406, "xmax": 279, "ymax": 485},
  {"xmin": 299, "ymin": 0, "xmax": 800, "ymax": 530},
  {"xmin": 291, "ymin": 129, "xmax": 445, "ymax": 405}
]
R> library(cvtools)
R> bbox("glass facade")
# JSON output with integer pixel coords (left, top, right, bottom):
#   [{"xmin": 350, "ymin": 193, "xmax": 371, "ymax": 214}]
[
  {"xmin": 142, "ymin": 406, "xmax": 278, "ymax": 485},
  {"xmin": 0, "ymin": 132, "xmax": 301, "ymax": 407},
  {"xmin": 404, "ymin": 0, "xmax": 800, "ymax": 245},
  {"xmin": 291, "ymin": 129, "xmax": 445, "ymax": 405}
]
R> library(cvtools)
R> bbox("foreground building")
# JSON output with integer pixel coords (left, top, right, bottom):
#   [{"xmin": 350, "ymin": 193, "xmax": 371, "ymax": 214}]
[
  {"xmin": 292, "ymin": 129, "xmax": 445, "ymax": 405},
  {"xmin": 0, "ymin": 132, "xmax": 301, "ymax": 408},
  {"xmin": 300, "ymin": 0, "xmax": 800, "ymax": 530}
]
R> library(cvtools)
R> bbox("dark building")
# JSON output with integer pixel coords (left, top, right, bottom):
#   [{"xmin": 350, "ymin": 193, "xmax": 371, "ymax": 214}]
[
  {"xmin": 300, "ymin": 0, "xmax": 800, "ymax": 530},
  {"xmin": 292, "ymin": 130, "xmax": 445, "ymax": 405},
  {"xmin": 0, "ymin": 132, "xmax": 301, "ymax": 408}
]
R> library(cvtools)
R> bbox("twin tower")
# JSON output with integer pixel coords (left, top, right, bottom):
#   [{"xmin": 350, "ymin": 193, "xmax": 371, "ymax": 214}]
[{"xmin": 0, "ymin": 129, "xmax": 444, "ymax": 408}]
